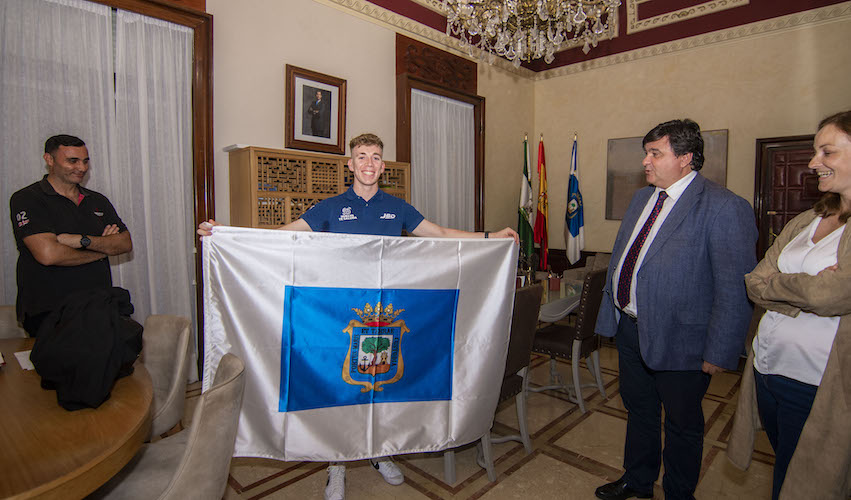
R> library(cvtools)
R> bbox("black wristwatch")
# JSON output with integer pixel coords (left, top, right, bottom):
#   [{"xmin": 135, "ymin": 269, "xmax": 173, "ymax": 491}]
[{"xmin": 80, "ymin": 235, "xmax": 91, "ymax": 248}]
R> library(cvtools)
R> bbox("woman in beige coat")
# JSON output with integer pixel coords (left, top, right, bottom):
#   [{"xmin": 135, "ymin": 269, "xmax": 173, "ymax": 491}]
[{"xmin": 727, "ymin": 110, "xmax": 851, "ymax": 500}]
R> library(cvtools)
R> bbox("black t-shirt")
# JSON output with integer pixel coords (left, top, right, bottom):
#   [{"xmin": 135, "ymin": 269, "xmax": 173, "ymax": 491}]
[{"xmin": 10, "ymin": 176, "xmax": 127, "ymax": 319}]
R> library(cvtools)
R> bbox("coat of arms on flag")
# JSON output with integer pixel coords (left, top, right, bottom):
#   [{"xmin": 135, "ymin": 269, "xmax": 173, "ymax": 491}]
[
  {"xmin": 279, "ymin": 286, "xmax": 456, "ymax": 413},
  {"xmin": 346, "ymin": 302, "xmax": 406, "ymax": 391},
  {"xmin": 202, "ymin": 227, "xmax": 518, "ymax": 461}
]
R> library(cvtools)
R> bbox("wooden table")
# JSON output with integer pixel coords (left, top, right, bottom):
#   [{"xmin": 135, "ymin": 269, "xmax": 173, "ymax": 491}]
[{"xmin": 0, "ymin": 338, "xmax": 152, "ymax": 499}]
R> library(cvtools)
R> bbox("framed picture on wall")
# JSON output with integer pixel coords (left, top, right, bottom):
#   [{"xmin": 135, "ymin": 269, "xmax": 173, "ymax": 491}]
[
  {"xmin": 605, "ymin": 129, "xmax": 729, "ymax": 220},
  {"xmin": 285, "ymin": 65, "xmax": 347, "ymax": 155}
]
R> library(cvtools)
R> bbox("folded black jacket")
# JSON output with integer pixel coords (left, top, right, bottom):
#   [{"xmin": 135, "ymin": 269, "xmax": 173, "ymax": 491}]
[{"xmin": 31, "ymin": 286, "xmax": 143, "ymax": 410}]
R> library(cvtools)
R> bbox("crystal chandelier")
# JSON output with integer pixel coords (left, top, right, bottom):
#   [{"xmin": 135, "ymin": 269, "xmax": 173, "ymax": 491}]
[{"xmin": 443, "ymin": 0, "xmax": 621, "ymax": 67}]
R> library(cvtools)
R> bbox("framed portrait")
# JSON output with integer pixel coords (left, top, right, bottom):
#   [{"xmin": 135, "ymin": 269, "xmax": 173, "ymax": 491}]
[
  {"xmin": 605, "ymin": 129, "xmax": 729, "ymax": 220},
  {"xmin": 285, "ymin": 65, "xmax": 347, "ymax": 155}
]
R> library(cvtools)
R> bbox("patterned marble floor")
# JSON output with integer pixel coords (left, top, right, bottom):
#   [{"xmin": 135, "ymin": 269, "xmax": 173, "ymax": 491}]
[{"xmin": 183, "ymin": 343, "xmax": 776, "ymax": 499}]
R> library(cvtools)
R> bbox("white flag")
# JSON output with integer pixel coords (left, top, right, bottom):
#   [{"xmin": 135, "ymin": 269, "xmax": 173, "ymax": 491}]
[
  {"xmin": 202, "ymin": 226, "xmax": 518, "ymax": 461},
  {"xmin": 565, "ymin": 137, "xmax": 585, "ymax": 265}
]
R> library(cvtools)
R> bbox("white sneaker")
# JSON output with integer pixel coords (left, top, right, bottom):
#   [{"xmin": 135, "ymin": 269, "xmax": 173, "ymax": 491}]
[
  {"xmin": 370, "ymin": 457, "xmax": 404, "ymax": 485},
  {"xmin": 324, "ymin": 465, "xmax": 345, "ymax": 500}
]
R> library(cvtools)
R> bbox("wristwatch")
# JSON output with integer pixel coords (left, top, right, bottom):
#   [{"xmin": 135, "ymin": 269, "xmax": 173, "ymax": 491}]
[{"xmin": 80, "ymin": 235, "xmax": 91, "ymax": 248}]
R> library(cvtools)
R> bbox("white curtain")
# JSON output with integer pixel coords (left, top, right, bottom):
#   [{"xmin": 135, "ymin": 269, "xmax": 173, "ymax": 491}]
[
  {"xmin": 0, "ymin": 0, "xmax": 114, "ymax": 306},
  {"xmin": 110, "ymin": 11, "xmax": 197, "ymax": 378},
  {"xmin": 410, "ymin": 89, "xmax": 475, "ymax": 231},
  {"xmin": 108, "ymin": 10, "xmax": 195, "ymax": 334},
  {"xmin": 1, "ymin": 0, "xmax": 197, "ymax": 378}
]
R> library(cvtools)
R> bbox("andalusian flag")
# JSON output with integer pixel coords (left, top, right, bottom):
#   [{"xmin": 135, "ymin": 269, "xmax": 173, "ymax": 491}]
[
  {"xmin": 534, "ymin": 136, "xmax": 549, "ymax": 270},
  {"xmin": 565, "ymin": 136, "xmax": 585, "ymax": 265},
  {"xmin": 518, "ymin": 137, "xmax": 535, "ymax": 261}
]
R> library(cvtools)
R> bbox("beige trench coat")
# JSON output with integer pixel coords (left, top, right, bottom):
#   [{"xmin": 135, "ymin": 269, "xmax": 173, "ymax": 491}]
[{"xmin": 726, "ymin": 209, "xmax": 851, "ymax": 499}]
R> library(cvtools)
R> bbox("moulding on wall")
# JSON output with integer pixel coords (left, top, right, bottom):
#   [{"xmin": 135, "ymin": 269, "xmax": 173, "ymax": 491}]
[
  {"xmin": 536, "ymin": 1, "xmax": 851, "ymax": 80},
  {"xmin": 626, "ymin": 0, "xmax": 750, "ymax": 34},
  {"xmin": 316, "ymin": 0, "xmax": 850, "ymax": 80},
  {"xmin": 408, "ymin": 0, "xmax": 442, "ymax": 13},
  {"xmin": 314, "ymin": 0, "xmax": 535, "ymax": 78}
]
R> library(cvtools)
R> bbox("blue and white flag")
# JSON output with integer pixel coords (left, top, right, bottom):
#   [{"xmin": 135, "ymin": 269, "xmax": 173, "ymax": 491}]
[
  {"xmin": 565, "ymin": 136, "xmax": 585, "ymax": 265},
  {"xmin": 202, "ymin": 226, "xmax": 518, "ymax": 461}
]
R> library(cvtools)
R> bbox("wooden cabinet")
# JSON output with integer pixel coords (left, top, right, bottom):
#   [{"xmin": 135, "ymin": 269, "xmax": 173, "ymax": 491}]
[{"xmin": 228, "ymin": 146, "xmax": 410, "ymax": 229}]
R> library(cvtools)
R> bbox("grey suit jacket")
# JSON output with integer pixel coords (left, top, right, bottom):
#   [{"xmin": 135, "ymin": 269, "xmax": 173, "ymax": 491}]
[{"xmin": 594, "ymin": 173, "xmax": 757, "ymax": 371}]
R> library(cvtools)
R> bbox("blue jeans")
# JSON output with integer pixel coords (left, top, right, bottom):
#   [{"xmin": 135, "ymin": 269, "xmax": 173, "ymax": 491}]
[{"xmin": 753, "ymin": 368, "xmax": 818, "ymax": 500}]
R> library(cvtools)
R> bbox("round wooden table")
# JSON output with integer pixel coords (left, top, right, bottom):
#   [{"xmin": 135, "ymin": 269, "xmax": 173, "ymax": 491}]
[{"xmin": 0, "ymin": 338, "xmax": 152, "ymax": 499}]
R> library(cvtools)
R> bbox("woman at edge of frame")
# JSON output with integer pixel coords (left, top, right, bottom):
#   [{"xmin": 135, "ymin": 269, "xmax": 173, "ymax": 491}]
[{"xmin": 727, "ymin": 110, "xmax": 851, "ymax": 500}]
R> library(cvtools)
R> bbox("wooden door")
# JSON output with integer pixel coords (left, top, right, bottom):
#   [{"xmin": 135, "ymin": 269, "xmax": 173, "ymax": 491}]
[{"xmin": 753, "ymin": 135, "xmax": 817, "ymax": 259}]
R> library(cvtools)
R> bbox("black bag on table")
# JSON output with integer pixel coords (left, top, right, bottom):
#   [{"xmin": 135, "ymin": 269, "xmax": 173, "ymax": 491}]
[{"xmin": 31, "ymin": 287, "xmax": 143, "ymax": 411}]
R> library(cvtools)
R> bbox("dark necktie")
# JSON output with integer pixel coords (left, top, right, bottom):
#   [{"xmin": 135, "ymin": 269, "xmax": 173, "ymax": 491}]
[{"xmin": 617, "ymin": 191, "xmax": 668, "ymax": 309}]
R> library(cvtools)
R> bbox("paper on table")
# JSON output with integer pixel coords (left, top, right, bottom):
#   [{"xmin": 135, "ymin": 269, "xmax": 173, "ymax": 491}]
[
  {"xmin": 0, "ymin": 351, "xmax": 4, "ymax": 367},
  {"xmin": 14, "ymin": 350, "xmax": 34, "ymax": 370}
]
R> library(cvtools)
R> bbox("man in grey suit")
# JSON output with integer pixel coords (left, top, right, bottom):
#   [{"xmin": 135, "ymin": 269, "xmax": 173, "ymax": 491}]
[{"xmin": 594, "ymin": 119, "xmax": 756, "ymax": 500}]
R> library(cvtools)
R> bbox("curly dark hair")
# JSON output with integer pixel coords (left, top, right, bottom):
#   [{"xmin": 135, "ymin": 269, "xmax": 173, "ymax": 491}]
[
  {"xmin": 642, "ymin": 119, "xmax": 704, "ymax": 170},
  {"xmin": 812, "ymin": 110, "xmax": 851, "ymax": 223}
]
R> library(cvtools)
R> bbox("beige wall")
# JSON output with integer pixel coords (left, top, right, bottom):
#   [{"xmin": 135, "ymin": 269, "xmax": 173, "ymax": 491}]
[
  {"xmin": 208, "ymin": 0, "xmax": 397, "ymax": 223},
  {"xmin": 208, "ymin": 0, "xmax": 536, "ymax": 228},
  {"xmin": 535, "ymin": 18, "xmax": 851, "ymax": 251},
  {"xmin": 478, "ymin": 64, "xmax": 535, "ymax": 232},
  {"xmin": 208, "ymin": 0, "xmax": 850, "ymax": 249}
]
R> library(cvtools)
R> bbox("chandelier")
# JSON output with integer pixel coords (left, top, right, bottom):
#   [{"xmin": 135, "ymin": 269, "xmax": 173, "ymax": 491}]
[{"xmin": 443, "ymin": 0, "xmax": 621, "ymax": 66}]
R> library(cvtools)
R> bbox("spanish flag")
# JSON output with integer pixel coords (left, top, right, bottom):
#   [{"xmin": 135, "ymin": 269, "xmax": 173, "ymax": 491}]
[{"xmin": 534, "ymin": 136, "xmax": 549, "ymax": 270}]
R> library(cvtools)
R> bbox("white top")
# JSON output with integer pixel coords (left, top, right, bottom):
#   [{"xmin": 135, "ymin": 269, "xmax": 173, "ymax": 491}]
[
  {"xmin": 613, "ymin": 170, "xmax": 697, "ymax": 317},
  {"xmin": 753, "ymin": 216, "xmax": 845, "ymax": 385}
]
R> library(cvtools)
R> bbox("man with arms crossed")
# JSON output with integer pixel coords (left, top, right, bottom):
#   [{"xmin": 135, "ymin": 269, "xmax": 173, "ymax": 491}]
[
  {"xmin": 10, "ymin": 134, "xmax": 132, "ymax": 336},
  {"xmin": 593, "ymin": 120, "xmax": 756, "ymax": 500},
  {"xmin": 200, "ymin": 133, "xmax": 518, "ymax": 500}
]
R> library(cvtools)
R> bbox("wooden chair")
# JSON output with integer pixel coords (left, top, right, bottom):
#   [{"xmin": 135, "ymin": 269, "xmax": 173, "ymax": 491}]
[
  {"xmin": 443, "ymin": 283, "xmax": 544, "ymax": 483},
  {"xmin": 531, "ymin": 269, "xmax": 608, "ymax": 413},
  {"xmin": 90, "ymin": 353, "xmax": 245, "ymax": 500},
  {"xmin": 142, "ymin": 315, "xmax": 192, "ymax": 439}
]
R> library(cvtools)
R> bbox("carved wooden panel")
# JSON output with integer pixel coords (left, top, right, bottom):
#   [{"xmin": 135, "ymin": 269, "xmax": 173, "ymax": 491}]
[
  {"xmin": 396, "ymin": 34, "xmax": 476, "ymax": 94},
  {"xmin": 230, "ymin": 146, "xmax": 410, "ymax": 229}
]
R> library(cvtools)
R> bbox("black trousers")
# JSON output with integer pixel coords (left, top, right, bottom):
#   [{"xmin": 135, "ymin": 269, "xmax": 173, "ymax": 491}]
[
  {"xmin": 616, "ymin": 314, "xmax": 710, "ymax": 500},
  {"xmin": 22, "ymin": 311, "xmax": 49, "ymax": 337}
]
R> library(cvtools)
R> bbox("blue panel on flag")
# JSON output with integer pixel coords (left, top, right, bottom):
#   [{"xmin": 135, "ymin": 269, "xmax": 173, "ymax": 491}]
[{"xmin": 279, "ymin": 287, "xmax": 458, "ymax": 412}]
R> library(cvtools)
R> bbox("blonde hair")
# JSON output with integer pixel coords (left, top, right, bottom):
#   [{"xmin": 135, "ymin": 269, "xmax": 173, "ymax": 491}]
[{"xmin": 349, "ymin": 133, "xmax": 383, "ymax": 153}]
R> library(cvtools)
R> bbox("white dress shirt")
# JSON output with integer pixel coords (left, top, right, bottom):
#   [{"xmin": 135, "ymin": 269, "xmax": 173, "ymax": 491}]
[
  {"xmin": 753, "ymin": 217, "xmax": 844, "ymax": 385},
  {"xmin": 613, "ymin": 170, "xmax": 697, "ymax": 318}
]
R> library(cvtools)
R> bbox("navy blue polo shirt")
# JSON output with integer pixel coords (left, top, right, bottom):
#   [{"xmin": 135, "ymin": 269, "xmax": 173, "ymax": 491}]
[
  {"xmin": 10, "ymin": 176, "xmax": 127, "ymax": 319},
  {"xmin": 301, "ymin": 187, "xmax": 424, "ymax": 236}
]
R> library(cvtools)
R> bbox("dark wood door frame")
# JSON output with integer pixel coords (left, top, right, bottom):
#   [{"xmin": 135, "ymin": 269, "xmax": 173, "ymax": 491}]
[
  {"xmin": 396, "ymin": 75, "xmax": 485, "ymax": 231},
  {"xmin": 754, "ymin": 135, "xmax": 815, "ymax": 259},
  {"xmin": 91, "ymin": 0, "xmax": 213, "ymax": 375}
]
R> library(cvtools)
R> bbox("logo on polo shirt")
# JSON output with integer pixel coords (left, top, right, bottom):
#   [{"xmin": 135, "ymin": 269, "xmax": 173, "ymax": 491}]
[
  {"xmin": 380, "ymin": 213, "xmax": 396, "ymax": 220},
  {"xmin": 15, "ymin": 211, "xmax": 29, "ymax": 228},
  {"xmin": 339, "ymin": 207, "xmax": 357, "ymax": 222},
  {"xmin": 94, "ymin": 210, "xmax": 104, "ymax": 216}
]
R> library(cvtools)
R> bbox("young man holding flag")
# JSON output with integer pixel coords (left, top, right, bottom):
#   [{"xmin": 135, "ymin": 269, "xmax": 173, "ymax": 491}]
[{"xmin": 199, "ymin": 133, "xmax": 517, "ymax": 500}]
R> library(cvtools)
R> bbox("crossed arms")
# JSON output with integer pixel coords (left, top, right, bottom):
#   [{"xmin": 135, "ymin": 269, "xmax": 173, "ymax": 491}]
[{"xmin": 23, "ymin": 225, "xmax": 132, "ymax": 266}]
